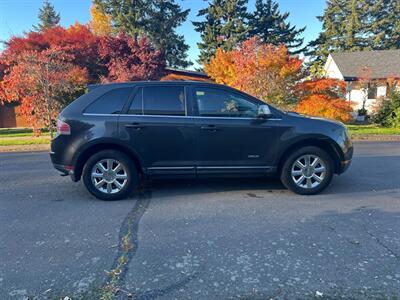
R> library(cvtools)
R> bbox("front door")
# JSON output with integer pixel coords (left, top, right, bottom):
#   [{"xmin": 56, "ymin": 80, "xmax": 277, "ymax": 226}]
[
  {"xmin": 118, "ymin": 85, "xmax": 196, "ymax": 177},
  {"xmin": 191, "ymin": 86, "xmax": 278, "ymax": 176}
]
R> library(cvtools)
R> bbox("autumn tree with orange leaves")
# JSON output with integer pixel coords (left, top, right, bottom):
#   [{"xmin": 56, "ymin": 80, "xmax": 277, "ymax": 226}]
[
  {"xmin": 205, "ymin": 37, "xmax": 352, "ymax": 122},
  {"xmin": 89, "ymin": 4, "xmax": 112, "ymax": 36},
  {"xmin": 0, "ymin": 47, "xmax": 88, "ymax": 136},
  {"xmin": 295, "ymin": 78, "xmax": 353, "ymax": 123},
  {"xmin": 205, "ymin": 37, "xmax": 303, "ymax": 109}
]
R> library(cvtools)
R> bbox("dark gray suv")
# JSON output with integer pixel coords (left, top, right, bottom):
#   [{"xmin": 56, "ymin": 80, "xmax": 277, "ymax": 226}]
[{"xmin": 50, "ymin": 81, "xmax": 353, "ymax": 200}]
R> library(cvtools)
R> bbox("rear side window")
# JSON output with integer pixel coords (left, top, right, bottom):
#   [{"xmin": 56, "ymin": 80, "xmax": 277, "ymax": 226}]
[
  {"xmin": 84, "ymin": 88, "xmax": 132, "ymax": 114},
  {"xmin": 143, "ymin": 86, "xmax": 186, "ymax": 116}
]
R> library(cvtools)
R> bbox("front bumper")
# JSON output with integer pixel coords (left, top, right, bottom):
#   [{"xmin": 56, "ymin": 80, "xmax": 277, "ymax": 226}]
[
  {"xmin": 338, "ymin": 159, "xmax": 352, "ymax": 174},
  {"xmin": 337, "ymin": 142, "xmax": 353, "ymax": 174}
]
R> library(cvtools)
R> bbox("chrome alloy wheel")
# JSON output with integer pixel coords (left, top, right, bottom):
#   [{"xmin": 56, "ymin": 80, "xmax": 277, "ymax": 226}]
[
  {"xmin": 91, "ymin": 159, "xmax": 128, "ymax": 194},
  {"xmin": 291, "ymin": 154, "xmax": 326, "ymax": 189}
]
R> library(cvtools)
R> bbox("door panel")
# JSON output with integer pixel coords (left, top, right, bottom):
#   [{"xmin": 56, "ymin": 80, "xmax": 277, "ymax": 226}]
[
  {"xmin": 118, "ymin": 85, "xmax": 196, "ymax": 176},
  {"xmin": 195, "ymin": 117, "xmax": 276, "ymax": 168},
  {"xmin": 192, "ymin": 87, "xmax": 278, "ymax": 175}
]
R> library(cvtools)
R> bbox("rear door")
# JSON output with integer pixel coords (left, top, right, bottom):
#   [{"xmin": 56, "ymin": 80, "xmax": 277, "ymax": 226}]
[
  {"xmin": 118, "ymin": 84, "xmax": 196, "ymax": 177},
  {"xmin": 191, "ymin": 86, "xmax": 278, "ymax": 176}
]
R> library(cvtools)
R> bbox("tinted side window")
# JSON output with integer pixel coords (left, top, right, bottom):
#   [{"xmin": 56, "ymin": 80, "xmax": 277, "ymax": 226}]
[
  {"xmin": 127, "ymin": 88, "xmax": 143, "ymax": 115},
  {"xmin": 194, "ymin": 88, "xmax": 258, "ymax": 118},
  {"xmin": 85, "ymin": 88, "xmax": 132, "ymax": 114},
  {"xmin": 143, "ymin": 86, "xmax": 185, "ymax": 116}
]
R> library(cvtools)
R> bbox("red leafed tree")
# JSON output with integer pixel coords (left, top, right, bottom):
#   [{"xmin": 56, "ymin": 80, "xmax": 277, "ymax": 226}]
[
  {"xmin": 0, "ymin": 24, "xmax": 168, "ymax": 136},
  {"xmin": 2, "ymin": 24, "xmax": 103, "ymax": 82},
  {"xmin": 205, "ymin": 37, "xmax": 303, "ymax": 108},
  {"xmin": 295, "ymin": 78, "xmax": 353, "ymax": 123},
  {"xmin": 98, "ymin": 33, "xmax": 166, "ymax": 82},
  {"xmin": 0, "ymin": 46, "xmax": 88, "ymax": 136}
]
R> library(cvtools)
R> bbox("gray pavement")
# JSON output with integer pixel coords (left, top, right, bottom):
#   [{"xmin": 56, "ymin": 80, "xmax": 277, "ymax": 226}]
[{"xmin": 0, "ymin": 141, "xmax": 399, "ymax": 299}]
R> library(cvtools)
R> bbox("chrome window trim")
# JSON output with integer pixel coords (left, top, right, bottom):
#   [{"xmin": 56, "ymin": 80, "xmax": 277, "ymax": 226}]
[
  {"xmin": 82, "ymin": 113, "xmax": 120, "ymax": 117},
  {"xmin": 82, "ymin": 113, "xmax": 282, "ymax": 121},
  {"xmin": 147, "ymin": 166, "xmax": 272, "ymax": 171},
  {"xmin": 196, "ymin": 166, "xmax": 271, "ymax": 169},
  {"xmin": 147, "ymin": 166, "xmax": 195, "ymax": 170}
]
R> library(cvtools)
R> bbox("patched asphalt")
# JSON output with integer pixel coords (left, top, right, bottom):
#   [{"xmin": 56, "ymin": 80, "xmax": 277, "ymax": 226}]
[{"xmin": 0, "ymin": 141, "xmax": 399, "ymax": 299}]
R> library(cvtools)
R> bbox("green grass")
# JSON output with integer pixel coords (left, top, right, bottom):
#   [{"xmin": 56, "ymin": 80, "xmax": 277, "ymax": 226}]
[
  {"xmin": 0, "ymin": 128, "xmax": 51, "ymax": 144},
  {"xmin": 0, "ymin": 128, "xmax": 33, "ymax": 135},
  {"xmin": 0, "ymin": 132, "xmax": 51, "ymax": 138},
  {"xmin": 347, "ymin": 124, "xmax": 400, "ymax": 135},
  {"xmin": 0, "ymin": 136, "xmax": 51, "ymax": 146},
  {"xmin": 0, "ymin": 127, "xmax": 49, "ymax": 137}
]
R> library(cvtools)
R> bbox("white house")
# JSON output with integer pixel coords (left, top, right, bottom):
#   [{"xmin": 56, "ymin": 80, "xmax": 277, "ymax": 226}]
[{"xmin": 324, "ymin": 49, "xmax": 400, "ymax": 114}]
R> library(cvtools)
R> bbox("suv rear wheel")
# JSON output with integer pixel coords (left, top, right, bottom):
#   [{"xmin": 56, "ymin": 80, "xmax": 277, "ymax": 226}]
[
  {"xmin": 280, "ymin": 146, "xmax": 334, "ymax": 195},
  {"xmin": 82, "ymin": 150, "xmax": 138, "ymax": 200}
]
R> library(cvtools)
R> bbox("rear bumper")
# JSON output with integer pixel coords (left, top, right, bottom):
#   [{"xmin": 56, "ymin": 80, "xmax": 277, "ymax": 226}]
[
  {"xmin": 52, "ymin": 162, "xmax": 69, "ymax": 175},
  {"xmin": 50, "ymin": 151, "xmax": 77, "ymax": 180}
]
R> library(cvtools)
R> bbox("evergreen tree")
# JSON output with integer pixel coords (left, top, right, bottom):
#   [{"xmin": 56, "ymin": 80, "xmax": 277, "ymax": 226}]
[
  {"xmin": 344, "ymin": 0, "xmax": 364, "ymax": 49},
  {"xmin": 368, "ymin": 0, "xmax": 400, "ymax": 49},
  {"xmin": 34, "ymin": 0, "xmax": 60, "ymax": 31},
  {"xmin": 307, "ymin": 0, "xmax": 364, "ymax": 72},
  {"xmin": 249, "ymin": 0, "xmax": 306, "ymax": 54},
  {"xmin": 147, "ymin": 0, "xmax": 192, "ymax": 68},
  {"xmin": 193, "ymin": 0, "xmax": 249, "ymax": 65},
  {"xmin": 94, "ymin": 0, "xmax": 150, "ymax": 39},
  {"xmin": 94, "ymin": 0, "xmax": 191, "ymax": 68},
  {"xmin": 308, "ymin": 0, "xmax": 399, "ymax": 73}
]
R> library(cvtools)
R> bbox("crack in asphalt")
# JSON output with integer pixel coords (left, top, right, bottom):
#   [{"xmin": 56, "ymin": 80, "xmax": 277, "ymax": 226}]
[
  {"xmin": 100, "ymin": 189, "xmax": 198, "ymax": 300},
  {"xmin": 134, "ymin": 272, "xmax": 198, "ymax": 300},
  {"xmin": 321, "ymin": 223, "xmax": 361, "ymax": 247},
  {"xmin": 101, "ymin": 190, "xmax": 152, "ymax": 299},
  {"xmin": 356, "ymin": 209, "xmax": 400, "ymax": 262},
  {"xmin": 321, "ymin": 209, "xmax": 399, "ymax": 261},
  {"xmin": 361, "ymin": 223, "xmax": 400, "ymax": 261}
]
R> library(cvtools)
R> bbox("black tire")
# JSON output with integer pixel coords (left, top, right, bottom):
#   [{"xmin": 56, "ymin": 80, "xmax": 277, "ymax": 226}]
[
  {"xmin": 280, "ymin": 146, "xmax": 334, "ymax": 195},
  {"xmin": 82, "ymin": 150, "xmax": 139, "ymax": 200}
]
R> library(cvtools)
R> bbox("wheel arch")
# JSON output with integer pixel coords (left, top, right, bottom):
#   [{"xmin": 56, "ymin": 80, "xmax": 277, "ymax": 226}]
[
  {"xmin": 276, "ymin": 138, "xmax": 343, "ymax": 174},
  {"xmin": 72, "ymin": 141, "xmax": 144, "ymax": 182}
]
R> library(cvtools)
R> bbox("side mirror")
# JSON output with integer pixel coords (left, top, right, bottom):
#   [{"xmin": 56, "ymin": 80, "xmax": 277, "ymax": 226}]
[{"xmin": 257, "ymin": 105, "xmax": 272, "ymax": 119}]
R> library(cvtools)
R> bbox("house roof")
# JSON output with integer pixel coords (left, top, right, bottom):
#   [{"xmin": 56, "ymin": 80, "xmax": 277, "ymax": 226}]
[
  {"xmin": 330, "ymin": 49, "xmax": 400, "ymax": 80},
  {"xmin": 164, "ymin": 67, "xmax": 208, "ymax": 78}
]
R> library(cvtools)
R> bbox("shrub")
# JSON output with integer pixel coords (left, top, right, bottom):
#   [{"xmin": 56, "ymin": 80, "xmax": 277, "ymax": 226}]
[{"xmin": 373, "ymin": 88, "xmax": 400, "ymax": 128}]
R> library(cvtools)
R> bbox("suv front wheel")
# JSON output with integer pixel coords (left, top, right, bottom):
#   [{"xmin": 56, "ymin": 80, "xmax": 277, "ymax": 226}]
[
  {"xmin": 82, "ymin": 150, "xmax": 139, "ymax": 200},
  {"xmin": 280, "ymin": 146, "xmax": 334, "ymax": 195}
]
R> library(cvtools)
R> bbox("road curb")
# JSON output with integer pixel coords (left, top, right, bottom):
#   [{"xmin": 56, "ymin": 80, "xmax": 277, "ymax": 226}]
[{"xmin": 350, "ymin": 134, "xmax": 400, "ymax": 142}]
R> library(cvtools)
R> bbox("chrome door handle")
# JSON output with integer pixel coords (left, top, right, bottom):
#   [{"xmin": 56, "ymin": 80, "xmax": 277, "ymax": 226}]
[
  {"xmin": 125, "ymin": 123, "xmax": 144, "ymax": 130},
  {"xmin": 200, "ymin": 125, "xmax": 219, "ymax": 132}
]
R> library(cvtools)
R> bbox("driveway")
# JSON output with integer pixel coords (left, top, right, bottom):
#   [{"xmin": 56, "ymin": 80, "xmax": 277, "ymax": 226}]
[{"xmin": 0, "ymin": 141, "xmax": 399, "ymax": 299}]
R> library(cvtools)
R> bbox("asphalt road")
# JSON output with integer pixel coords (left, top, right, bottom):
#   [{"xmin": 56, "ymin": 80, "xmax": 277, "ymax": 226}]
[{"xmin": 0, "ymin": 141, "xmax": 399, "ymax": 299}]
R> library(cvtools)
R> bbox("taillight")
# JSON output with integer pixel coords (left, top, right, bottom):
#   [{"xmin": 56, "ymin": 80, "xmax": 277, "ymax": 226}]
[{"xmin": 57, "ymin": 119, "xmax": 71, "ymax": 135}]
